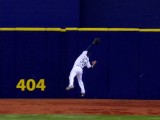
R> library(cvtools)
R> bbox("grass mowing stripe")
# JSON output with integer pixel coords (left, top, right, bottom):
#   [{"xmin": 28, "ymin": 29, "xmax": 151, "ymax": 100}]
[{"xmin": 0, "ymin": 114, "xmax": 159, "ymax": 120}]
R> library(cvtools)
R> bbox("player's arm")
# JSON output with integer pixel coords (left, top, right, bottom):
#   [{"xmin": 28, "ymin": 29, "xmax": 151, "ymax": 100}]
[
  {"xmin": 86, "ymin": 38, "xmax": 100, "ymax": 51},
  {"xmin": 86, "ymin": 44, "xmax": 94, "ymax": 51}
]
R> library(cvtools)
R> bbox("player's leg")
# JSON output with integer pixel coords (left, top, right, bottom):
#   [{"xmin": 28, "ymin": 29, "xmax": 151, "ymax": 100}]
[
  {"xmin": 76, "ymin": 72, "xmax": 85, "ymax": 97},
  {"xmin": 66, "ymin": 68, "xmax": 77, "ymax": 90}
]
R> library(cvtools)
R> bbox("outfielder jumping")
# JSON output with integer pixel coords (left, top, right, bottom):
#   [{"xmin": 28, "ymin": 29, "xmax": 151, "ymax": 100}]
[{"xmin": 66, "ymin": 38, "xmax": 100, "ymax": 97}]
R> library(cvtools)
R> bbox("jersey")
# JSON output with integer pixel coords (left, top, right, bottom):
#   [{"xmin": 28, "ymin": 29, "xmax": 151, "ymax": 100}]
[{"xmin": 73, "ymin": 51, "xmax": 91, "ymax": 69}]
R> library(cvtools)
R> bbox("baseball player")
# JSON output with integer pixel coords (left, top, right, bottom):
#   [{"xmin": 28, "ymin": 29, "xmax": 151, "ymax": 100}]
[{"xmin": 66, "ymin": 38, "xmax": 100, "ymax": 97}]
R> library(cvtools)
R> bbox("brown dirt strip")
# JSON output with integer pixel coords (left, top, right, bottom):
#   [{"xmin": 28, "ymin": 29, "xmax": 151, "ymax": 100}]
[{"xmin": 0, "ymin": 99, "xmax": 159, "ymax": 115}]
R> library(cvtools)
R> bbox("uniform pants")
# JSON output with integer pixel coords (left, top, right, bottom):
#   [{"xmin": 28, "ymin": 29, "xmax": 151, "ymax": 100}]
[{"xmin": 68, "ymin": 66, "xmax": 85, "ymax": 93}]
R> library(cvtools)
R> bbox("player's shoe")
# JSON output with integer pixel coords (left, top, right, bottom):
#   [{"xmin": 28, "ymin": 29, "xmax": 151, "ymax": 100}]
[
  {"xmin": 66, "ymin": 85, "xmax": 74, "ymax": 90},
  {"xmin": 81, "ymin": 93, "xmax": 85, "ymax": 97}
]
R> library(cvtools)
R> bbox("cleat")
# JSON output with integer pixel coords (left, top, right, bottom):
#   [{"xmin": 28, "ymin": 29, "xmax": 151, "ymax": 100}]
[
  {"xmin": 66, "ymin": 85, "xmax": 74, "ymax": 90},
  {"xmin": 81, "ymin": 93, "xmax": 85, "ymax": 97}
]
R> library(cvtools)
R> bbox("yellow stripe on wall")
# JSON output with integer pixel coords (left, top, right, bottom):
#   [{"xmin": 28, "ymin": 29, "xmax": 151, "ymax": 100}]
[
  {"xmin": 46, "ymin": 28, "xmax": 61, "ymax": 31},
  {"xmin": 0, "ymin": 28, "xmax": 16, "ymax": 31},
  {"xmin": 140, "ymin": 29, "xmax": 160, "ymax": 32},
  {"xmin": 0, "ymin": 27, "xmax": 160, "ymax": 32},
  {"xmin": 78, "ymin": 28, "xmax": 109, "ymax": 31},
  {"xmin": 66, "ymin": 28, "xmax": 78, "ymax": 31},
  {"xmin": 15, "ymin": 27, "xmax": 46, "ymax": 31},
  {"xmin": 109, "ymin": 28, "xmax": 139, "ymax": 31}
]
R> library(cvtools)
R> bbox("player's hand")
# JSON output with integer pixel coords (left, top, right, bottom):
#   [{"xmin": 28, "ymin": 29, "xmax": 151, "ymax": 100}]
[
  {"xmin": 92, "ymin": 60, "xmax": 97, "ymax": 68},
  {"xmin": 92, "ymin": 38, "xmax": 100, "ymax": 45}
]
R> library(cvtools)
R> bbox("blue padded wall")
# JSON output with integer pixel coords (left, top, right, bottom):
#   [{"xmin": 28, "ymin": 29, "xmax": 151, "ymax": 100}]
[
  {"xmin": 80, "ymin": 0, "xmax": 160, "ymax": 27},
  {"xmin": 0, "ymin": 31, "xmax": 160, "ymax": 99},
  {"xmin": 0, "ymin": 0, "xmax": 80, "ymax": 27}
]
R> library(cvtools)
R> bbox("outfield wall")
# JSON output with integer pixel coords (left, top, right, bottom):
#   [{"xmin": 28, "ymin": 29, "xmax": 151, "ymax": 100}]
[
  {"xmin": 0, "ymin": 0, "xmax": 160, "ymax": 99},
  {"xmin": 0, "ymin": 29, "xmax": 160, "ymax": 99}
]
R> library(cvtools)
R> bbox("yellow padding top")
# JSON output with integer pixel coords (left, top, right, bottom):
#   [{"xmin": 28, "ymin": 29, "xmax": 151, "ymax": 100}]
[
  {"xmin": 66, "ymin": 28, "xmax": 78, "ymax": 31},
  {"xmin": 0, "ymin": 27, "xmax": 160, "ymax": 32},
  {"xmin": 0, "ymin": 28, "xmax": 16, "ymax": 31},
  {"xmin": 140, "ymin": 29, "xmax": 160, "ymax": 32},
  {"xmin": 15, "ymin": 28, "xmax": 46, "ymax": 31},
  {"xmin": 45, "ymin": 28, "xmax": 61, "ymax": 31},
  {"xmin": 109, "ymin": 28, "xmax": 139, "ymax": 31},
  {"xmin": 78, "ymin": 28, "xmax": 108, "ymax": 31}
]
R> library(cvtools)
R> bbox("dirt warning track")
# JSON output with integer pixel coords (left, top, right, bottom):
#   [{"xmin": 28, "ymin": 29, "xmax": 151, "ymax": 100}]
[{"xmin": 0, "ymin": 99, "xmax": 159, "ymax": 115}]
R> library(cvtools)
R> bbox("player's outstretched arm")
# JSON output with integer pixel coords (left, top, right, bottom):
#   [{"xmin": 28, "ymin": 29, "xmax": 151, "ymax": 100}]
[
  {"xmin": 86, "ymin": 44, "xmax": 93, "ymax": 51},
  {"xmin": 86, "ymin": 38, "xmax": 100, "ymax": 51}
]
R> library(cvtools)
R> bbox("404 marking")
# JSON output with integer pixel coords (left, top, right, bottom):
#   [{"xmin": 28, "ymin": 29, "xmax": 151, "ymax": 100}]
[{"xmin": 16, "ymin": 79, "xmax": 46, "ymax": 91}]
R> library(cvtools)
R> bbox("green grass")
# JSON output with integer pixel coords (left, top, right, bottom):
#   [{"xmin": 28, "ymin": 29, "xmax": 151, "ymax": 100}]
[{"xmin": 0, "ymin": 114, "xmax": 159, "ymax": 120}]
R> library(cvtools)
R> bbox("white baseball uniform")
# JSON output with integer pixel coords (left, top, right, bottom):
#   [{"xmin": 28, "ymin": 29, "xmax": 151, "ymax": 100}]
[{"xmin": 68, "ymin": 50, "xmax": 91, "ymax": 94}]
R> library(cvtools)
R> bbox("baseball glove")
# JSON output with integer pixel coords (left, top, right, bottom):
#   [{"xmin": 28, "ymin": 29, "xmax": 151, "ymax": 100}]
[{"xmin": 93, "ymin": 38, "xmax": 100, "ymax": 45}]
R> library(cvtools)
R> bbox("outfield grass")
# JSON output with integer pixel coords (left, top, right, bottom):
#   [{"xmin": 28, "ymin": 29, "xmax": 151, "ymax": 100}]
[{"xmin": 0, "ymin": 114, "xmax": 159, "ymax": 120}]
